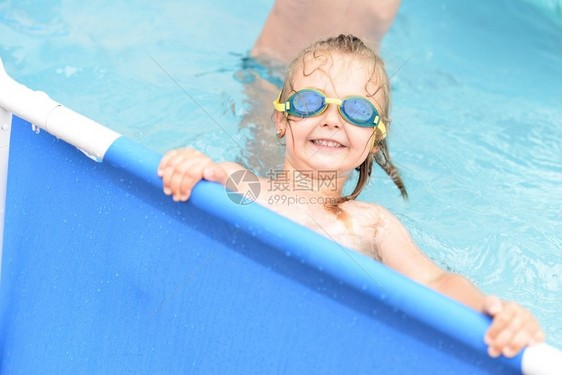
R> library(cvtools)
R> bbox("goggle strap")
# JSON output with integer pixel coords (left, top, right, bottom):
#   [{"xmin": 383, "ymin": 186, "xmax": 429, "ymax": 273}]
[
  {"xmin": 370, "ymin": 121, "xmax": 387, "ymax": 150},
  {"xmin": 272, "ymin": 96, "xmax": 288, "ymax": 112},
  {"xmin": 377, "ymin": 121, "xmax": 387, "ymax": 137}
]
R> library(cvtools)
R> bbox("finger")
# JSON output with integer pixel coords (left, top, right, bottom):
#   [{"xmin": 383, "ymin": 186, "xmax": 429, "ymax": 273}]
[
  {"xmin": 169, "ymin": 159, "xmax": 209, "ymax": 200},
  {"xmin": 530, "ymin": 329, "xmax": 546, "ymax": 345},
  {"xmin": 173, "ymin": 156, "xmax": 220, "ymax": 201},
  {"xmin": 161, "ymin": 153, "xmax": 191, "ymax": 194},
  {"xmin": 162, "ymin": 150, "xmax": 206, "ymax": 191},
  {"xmin": 483, "ymin": 295, "xmax": 503, "ymax": 316},
  {"xmin": 158, "ymin": 149, "xmax": 180, "ymax": 176},
  {"xmin": 178, "ymin": 168, "xmax": 212, "ymax": 201},
  {"xmin": 176, "ymin": 164, "xmax": 228, "ymax": 201},
  {"xmin": 502, "ymin": 319, "xmax": 540, "ymax": 358},
  {"xmin": 174, "ymin": 173, "xmax": 199, "ymax": 202},
  {"xmin": 488, "ymin": 346, "xmax": 502, "ymax": 358},
  {"xmin": 160, "ymin": 148, "xmax": 201, "ymax": 180},
  {"xmin": 160, "ymin": 150, "xmax": 186, "ymax": 180},
  {"xmin": 485, "ymin": 302, "xmax": 516, "ymax": 344},
  {"xmin": 489, "ymin": 315, "xmax": 524, "ymax": 357},
  {"xmin": 487, "ymin": 323, "xmax": 519, "ymax": 358}
]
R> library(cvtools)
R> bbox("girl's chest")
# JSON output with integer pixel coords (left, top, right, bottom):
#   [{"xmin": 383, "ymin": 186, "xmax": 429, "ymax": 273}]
[{"xmin": 265, "ymin": 200, "xmax": 381, "ymax": 260}]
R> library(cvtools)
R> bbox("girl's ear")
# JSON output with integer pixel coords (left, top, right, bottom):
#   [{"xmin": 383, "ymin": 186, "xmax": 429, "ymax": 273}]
[
  {"xmin": 274, "ymin": 112, "xmax": 287, "ymax": 138},
  {"xmin": 274, "ymin": 111, "xmax": 285, "ymax": 125}
]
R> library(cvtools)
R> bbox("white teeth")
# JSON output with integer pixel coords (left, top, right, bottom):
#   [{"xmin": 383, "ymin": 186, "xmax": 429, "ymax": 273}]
[{"xmin": 312, "ymin": 139, "xmax": 343, "ymax": 148}]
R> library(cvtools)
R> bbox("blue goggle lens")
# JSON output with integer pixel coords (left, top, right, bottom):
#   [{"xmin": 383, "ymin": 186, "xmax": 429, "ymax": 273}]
[
  {"xmin": 291, "ymin": 90, "xmax": 325, "ymax": 116},
  {"xmin": 341, "ymin": 98, "xmax": 375, "ymax": 125}
]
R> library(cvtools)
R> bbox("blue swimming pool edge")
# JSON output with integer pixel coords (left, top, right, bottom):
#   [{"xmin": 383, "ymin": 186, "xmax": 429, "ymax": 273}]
[{"xmin": 100, "ymin": 131, "xmax": 562, "ymax": 375}]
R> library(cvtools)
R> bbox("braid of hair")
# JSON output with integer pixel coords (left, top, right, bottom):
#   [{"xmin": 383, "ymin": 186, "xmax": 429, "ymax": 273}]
[{"xmin": 374, "ymin": 139, "xmax": 408, "ymax": 199}]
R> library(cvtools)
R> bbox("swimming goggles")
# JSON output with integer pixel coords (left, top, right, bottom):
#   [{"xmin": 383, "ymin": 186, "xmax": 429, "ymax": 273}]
[{"xmin": 273, "ymin": 88, "xmax": 386, "ymax": 137}]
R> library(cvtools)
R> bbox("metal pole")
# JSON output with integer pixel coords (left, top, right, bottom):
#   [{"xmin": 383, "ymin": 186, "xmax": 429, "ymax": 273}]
[{"xmin": 0, "ymin": 107, "xmax": 12, "ymax": 277}]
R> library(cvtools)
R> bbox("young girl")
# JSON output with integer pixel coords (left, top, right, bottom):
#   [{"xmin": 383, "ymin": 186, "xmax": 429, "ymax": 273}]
[{"xmin": 158, "ymin": 34, "xmax": 544, "ymax": 358}]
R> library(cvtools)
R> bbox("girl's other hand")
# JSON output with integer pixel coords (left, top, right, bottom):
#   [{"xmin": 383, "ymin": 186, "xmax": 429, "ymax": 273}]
[
  {"xmin": 157, "ymin": 148, "xmax": 228, "ymax": 202},
  {"xmin": 483, "ymin": 295, "xmax": 545, "ymax": 358}
]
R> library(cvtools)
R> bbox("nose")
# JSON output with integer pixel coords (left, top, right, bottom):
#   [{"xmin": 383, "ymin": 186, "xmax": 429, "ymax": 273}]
[{"xmin": 320, "ymin": 104, "xmax": 344, "ymax": 129}]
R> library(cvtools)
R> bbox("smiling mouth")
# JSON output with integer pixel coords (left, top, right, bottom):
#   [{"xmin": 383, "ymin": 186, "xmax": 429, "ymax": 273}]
[{"xmin": 311, "ymin": 139, "xmax": 345, "ymax": 148}]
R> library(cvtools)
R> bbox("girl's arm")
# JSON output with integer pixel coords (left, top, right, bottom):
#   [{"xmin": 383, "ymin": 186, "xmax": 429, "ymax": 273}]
[{"xmin": 373, "ymin": 205, "xmax": 544, "ymax": 358}]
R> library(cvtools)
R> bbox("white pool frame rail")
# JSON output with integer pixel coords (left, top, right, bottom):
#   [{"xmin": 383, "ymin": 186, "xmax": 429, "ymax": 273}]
[
  {"xmin": 0, "ymin": 59, "xmax": 120, "ymax": 160},
  {"xmin": 0, "ymin": 58, "xmax": 561, "ymax": 375},
  {"xmin": 0, "ymin": 106, "xmax": 11, "ymax": 276}
]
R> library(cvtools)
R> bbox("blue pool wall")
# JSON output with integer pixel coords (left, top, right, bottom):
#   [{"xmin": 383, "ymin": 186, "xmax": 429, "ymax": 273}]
[{"xmin": 0, "ymin": 115, "xmax": 522, "ymax": 373}]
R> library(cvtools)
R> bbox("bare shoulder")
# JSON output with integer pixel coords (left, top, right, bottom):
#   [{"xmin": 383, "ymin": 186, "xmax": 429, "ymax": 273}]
[
  {"xmin": 341, "ymin": 200, "xmax": 401, "ymax": 228},
  {"xmin": 341, "ymin": 200, "xmax": 415, "ymax": 254}
]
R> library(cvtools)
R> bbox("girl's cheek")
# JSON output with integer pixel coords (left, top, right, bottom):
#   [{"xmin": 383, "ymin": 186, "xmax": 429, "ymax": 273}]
[{"xmin": 350, "ymin": 129, "xmax": 375, "ymax": 149}]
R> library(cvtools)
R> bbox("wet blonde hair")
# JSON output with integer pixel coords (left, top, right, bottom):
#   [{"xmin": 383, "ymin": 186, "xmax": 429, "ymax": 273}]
[{"xmin": 278, "ymin": 34, "xmax": 408, "ymax": 202}]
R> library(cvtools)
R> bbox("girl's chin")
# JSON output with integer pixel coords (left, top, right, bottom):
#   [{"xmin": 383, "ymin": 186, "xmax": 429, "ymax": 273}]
[{"xmin": 298, "ymin": 160, "xmax": 354, "ymax": 175}]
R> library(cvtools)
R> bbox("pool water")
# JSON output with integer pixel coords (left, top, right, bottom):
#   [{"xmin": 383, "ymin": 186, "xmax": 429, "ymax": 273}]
[{"xmin": 1, "ymin": 0, "xmax": 561, "ymax": 347}]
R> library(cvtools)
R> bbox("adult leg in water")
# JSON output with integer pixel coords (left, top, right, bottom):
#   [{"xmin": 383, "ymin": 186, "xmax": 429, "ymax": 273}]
[{"xmin": 251, "ymin": 0, "xmax": 401, "ymax": 62}]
